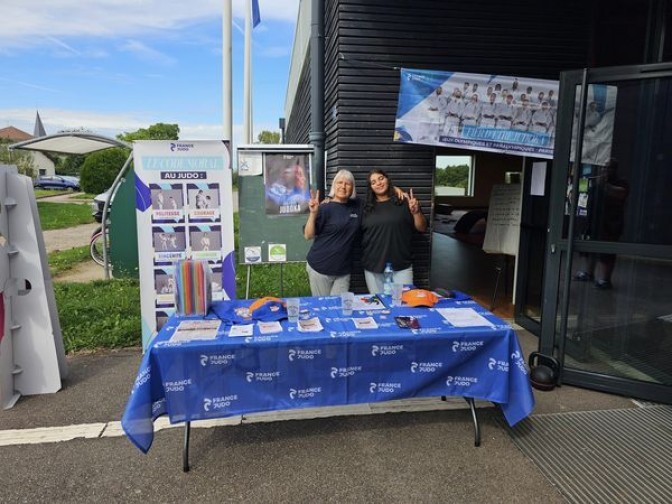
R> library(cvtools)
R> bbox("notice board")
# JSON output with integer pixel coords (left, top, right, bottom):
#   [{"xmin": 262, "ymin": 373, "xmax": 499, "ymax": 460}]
[
  {"xmin": 482, "ymin": 184, "xmax": 522, "ymax": 256},
  {"xmin": 237, "ymin": 145, "xmax": 314, "ymax": 264}
]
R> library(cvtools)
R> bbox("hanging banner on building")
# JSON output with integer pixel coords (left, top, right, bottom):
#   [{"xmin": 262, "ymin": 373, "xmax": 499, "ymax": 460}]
[
  {"xmin": 134, "ymin": 140, "xmax": 235, "ymax": 349},
  {"xmin": 394, "ymin": 68, "xmax": 559, "ymax": 158}
]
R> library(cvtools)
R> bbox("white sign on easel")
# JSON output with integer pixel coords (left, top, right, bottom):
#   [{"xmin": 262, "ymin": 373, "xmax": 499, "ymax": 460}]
[
  {"xmin": 133, "ymin": 141, "xmax": 235, "ymax": 349},
  {"xmin": 482, "ymin": 184, "xmax": 522, "ymax": 257}
]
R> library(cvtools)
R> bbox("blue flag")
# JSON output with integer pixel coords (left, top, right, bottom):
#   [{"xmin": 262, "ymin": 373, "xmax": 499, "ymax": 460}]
[{"xmin": 252, "ymin": 0, "xmax": 261, "ymax": 27}]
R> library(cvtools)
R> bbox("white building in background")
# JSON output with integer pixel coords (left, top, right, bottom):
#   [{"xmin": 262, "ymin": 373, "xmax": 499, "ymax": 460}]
[{"xmin": 0, "ymin": 111, "xmax": 55, "ymax": 177}]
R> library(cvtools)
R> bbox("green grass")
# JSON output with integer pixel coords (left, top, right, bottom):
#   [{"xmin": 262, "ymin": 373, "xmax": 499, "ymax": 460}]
[
  {"xmin": 38, "ymin": 201, "xmax": 93, "ymax": 230},
  {"xmin": 48, "ymin": 245, "xmax": 92, "ymax": 277},
  {"xmin": 35, "ymin": 189, "xmax": 69, "ymax": 198},
  {"xmin": 68, "ymin": 193, "xmax": 96, "ymax": 200},
  {"xmin": 51, "ymin": 211, "xmax": 312, "ymax": 353},
  {"xmin": 235, "ymin": 262, "xmax": 311, "ymax": 299},
  {"xmin": 54, "ymin": 279, "xmax": 141, "ymax": 353}
]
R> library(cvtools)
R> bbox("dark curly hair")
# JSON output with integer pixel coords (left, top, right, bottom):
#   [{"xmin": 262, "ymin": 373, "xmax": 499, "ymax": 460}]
[{"xmin": 364, "ymin": 168, "xmax": 401, "ymax": 214}]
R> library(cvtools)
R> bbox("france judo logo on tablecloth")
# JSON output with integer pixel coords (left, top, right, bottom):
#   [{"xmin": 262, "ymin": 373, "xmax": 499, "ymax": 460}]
[
  {"xmin": 288, "ymin": 348, "xmax": 322, "ymax": 361},
  {"xmin": 203, "ymin": 394, "xmax": 238, "ymax": 412},
  {"xmin": 371, "ymin": 344, "xmax": 404, "ymax": 356},
  {"xmin": 410, "ymin": 361, "xmax": 443, "ymax": 373},
  {"xmin": 488, "ymin": 357, "xmax": 509, "ymax": 372},
  {"xmin": 199, "ymin": 353, "xmax": 236, "ymax": 367},
  {"xmin": 289, "ymin": 387, "xmax": 322, "ymax": 400}
]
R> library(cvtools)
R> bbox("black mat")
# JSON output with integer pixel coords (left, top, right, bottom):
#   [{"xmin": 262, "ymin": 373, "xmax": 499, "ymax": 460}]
[{"xmin": 505, "ymin": 406, "xmax": 672, "ymax": 503}]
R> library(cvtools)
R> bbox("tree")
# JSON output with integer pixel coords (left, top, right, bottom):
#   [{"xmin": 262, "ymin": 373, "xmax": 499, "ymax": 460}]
[
  {"xmin": 435, "ymin": 164, "xmax": 470, "ymax": 189},
  {"xmin": 79, "ymin": 147, "xmax": 130, "ymax": 194},
  {"xmin": 117, "ymin": 123, "xmax": 180, "ymax": 142},
  {"xmin": 0, "ymin": 139, "xmax": 36, "ymax": 177},
  {"xmin": 56, "ymin": 154, "xmax": 86, "ymax": 176},
  {"xmin": 257, "ymin": 130, "xmax": 280, "ymax": 144}
]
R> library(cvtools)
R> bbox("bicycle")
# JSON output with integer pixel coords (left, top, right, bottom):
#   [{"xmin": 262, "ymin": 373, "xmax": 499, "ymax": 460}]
[{"xmin": 90, "ymin": 225, "xmax": 110, "ymax": 267}]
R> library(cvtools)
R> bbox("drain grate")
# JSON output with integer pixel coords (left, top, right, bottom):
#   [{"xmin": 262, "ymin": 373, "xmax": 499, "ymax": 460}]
[{"xmin": 505, "ymin": 406, "xmax": 672, "ymax": 504}]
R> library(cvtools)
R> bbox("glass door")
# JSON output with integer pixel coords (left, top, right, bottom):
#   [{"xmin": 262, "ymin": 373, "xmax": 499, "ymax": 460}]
[
  {"xmin": 540, "ymin": 62, "xmax": 672, "ymax": 403},
  {"xmin": 515, "ymin": 157, "xmax": 551, "ymax": 334}
]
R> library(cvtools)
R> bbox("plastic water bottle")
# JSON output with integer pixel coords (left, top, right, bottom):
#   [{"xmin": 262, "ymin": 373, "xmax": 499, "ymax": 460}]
[{"xmin": 383, "ymin": 262, "xmax": 394, "ymax": 295}]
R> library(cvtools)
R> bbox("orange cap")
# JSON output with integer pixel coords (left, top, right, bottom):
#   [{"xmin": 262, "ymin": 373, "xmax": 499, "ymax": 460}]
[
  {"xmin": 249, "ymin": 296, "xmax": 285, "ymax": 312},
  {"xmin": 401, "ymin": 289, "xmax": 439, "ymax": 308}
]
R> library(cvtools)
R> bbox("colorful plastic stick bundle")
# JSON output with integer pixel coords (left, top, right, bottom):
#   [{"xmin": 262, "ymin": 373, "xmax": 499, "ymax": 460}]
[{"xmin": 174, "ymin": 259, "xmax": 212, "ymax": 316}]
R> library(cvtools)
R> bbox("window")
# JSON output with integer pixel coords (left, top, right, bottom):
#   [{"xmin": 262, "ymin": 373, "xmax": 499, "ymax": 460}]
[
  {"xmin": 434, "ymin": 155, "xmax": 474, "ymax": 197},
  {"xmin": 505, "ymin": 172, "xmax": 521, "ymax": 184},
  {"xmin": 39, "ymin": 169, "xmax": 46, "ymax": 176}
]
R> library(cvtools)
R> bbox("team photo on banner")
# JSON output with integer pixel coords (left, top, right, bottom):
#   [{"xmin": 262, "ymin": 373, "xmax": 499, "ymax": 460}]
[{"xmin": 394, "ymin": 68, "xmax": 560, "ymax": 158}]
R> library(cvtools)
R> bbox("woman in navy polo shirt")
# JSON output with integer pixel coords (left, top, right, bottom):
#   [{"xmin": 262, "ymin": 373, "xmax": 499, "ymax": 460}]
[{"xmin": 304, "ymin": 169, "xmax": 362, "ymax": 295}]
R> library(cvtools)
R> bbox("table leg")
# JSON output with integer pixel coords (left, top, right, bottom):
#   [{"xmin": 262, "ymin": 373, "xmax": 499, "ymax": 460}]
[
  {"xmin": 245, "ymin": 265, "xmax": 252, "ymax": 300},
  {"xmin": 182, "ymin": 421, "xmax": 191, "ymax": 472},
  {"xmin": 465, "ymin": 397, "xmax": 481, "ymax": 447}
]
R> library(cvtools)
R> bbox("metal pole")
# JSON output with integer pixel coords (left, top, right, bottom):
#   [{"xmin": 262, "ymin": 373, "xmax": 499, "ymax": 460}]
[
  {"xmin": 222, "ymin": 0, "xmax": 232, "ymax": 141},
  {"xmin": 243, "ymin": 0, "xmax": 253, "ymax": 143},
  {"xmin": 310, "ymin": 0, "xmax": 325, "ymax": 195}
]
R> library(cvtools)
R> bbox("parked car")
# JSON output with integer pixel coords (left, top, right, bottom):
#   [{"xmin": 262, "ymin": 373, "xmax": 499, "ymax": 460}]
[
  {"xmin": 34, "ymin": 175, "xmax": 81, "ymax": 191},
  {"xmin": 91, "ymin": 187, "xmax": 115, "ymax": 223}
]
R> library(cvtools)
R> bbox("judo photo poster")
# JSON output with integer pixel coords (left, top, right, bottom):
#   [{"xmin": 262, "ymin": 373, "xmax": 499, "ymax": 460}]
[
  {"xmin": 394, "ymin": 68, "xmax": 560, "ymax": 158},
  {"xmin": 133, "ymin": 140, "xmax": 235, "ymax": 349},
  {"xmin": 263, "ymin": 153, "xmax": 311, "ymax": 216}
]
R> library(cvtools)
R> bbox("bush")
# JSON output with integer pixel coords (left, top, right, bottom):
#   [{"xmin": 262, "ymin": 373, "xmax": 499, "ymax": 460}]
[{"xmin": 80, "ymin": 148, "xmax": 130, "ymax": 194}]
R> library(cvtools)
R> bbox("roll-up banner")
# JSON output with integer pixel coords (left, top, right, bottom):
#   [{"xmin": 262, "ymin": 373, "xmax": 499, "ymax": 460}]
[{"xmin": 133, "ymin": 140, "xmax": 235, "ymax": 349}]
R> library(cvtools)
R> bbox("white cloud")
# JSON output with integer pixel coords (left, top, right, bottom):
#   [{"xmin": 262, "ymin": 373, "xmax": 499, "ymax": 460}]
[
  {"xmin": 0, "ymin": 77, "xmax": 59, "ymax": 93},
  {"xmin": 0, "ymin": 0, "xmax": 300, "ymax": 51},
  {"xmin": 44, "ymin": 36, "xmax": 82, "ymax": 56},
  {"xmin": 119, "ymin": 40, "xmax": 176, "ymax": 66}
]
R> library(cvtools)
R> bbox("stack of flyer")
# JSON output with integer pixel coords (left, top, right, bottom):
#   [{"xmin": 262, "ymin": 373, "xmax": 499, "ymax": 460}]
[{"xmin": 174, "ymin": 259, "xmax": 212, "ymax": 316}]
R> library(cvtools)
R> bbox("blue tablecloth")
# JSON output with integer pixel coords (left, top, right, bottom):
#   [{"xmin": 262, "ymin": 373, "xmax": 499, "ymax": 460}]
[{"xmin": 122, "ymin": 293, "xmax": 535, "ymax": 453}]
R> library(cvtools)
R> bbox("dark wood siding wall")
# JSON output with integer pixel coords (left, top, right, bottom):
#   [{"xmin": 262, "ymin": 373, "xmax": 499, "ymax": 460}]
[
  {"xmin": 288, "ymin": 0, "xmax": 593, "ymax": 292},
  {"xmin": 285, "ymin": 50, "xmax": 312, "ymax": 144}
]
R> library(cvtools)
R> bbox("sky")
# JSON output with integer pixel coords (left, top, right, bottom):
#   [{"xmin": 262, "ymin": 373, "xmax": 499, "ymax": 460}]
[{"xmin": 0, "ymin": 0, "xmax": 300, "ymax": 146}]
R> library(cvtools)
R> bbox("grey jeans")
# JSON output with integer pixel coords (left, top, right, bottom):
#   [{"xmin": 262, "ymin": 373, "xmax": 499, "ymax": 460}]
[{"xmin": 306, "ymin": 263, "xmax": 351, "ymax": 296}]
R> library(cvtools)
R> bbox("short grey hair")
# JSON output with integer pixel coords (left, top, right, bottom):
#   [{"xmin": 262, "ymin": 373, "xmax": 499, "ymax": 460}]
[{"xmin": 328, "ymin": 169, "xmax": 357, "ymax": 199}]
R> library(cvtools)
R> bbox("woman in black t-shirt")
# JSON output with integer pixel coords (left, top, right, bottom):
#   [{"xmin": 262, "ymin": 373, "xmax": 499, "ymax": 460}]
[{"xmin": 361, "ymin": 169, "xmax": 427, "ymax": 294}]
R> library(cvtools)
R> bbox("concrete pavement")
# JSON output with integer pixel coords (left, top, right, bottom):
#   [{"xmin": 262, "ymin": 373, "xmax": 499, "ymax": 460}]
[{"xmin": 0, "ymin": 327, "xmax": 637, "ymax": 503}]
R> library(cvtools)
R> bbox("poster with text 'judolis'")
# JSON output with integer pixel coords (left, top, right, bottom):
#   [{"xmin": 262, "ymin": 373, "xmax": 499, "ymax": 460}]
[
  {"xmin": 263, "ymin": 153, "xmax": 311, "ymax": 216},
  {"xmin": 134, "ymin": 140, "xmax": 235, "ymax": 349}
]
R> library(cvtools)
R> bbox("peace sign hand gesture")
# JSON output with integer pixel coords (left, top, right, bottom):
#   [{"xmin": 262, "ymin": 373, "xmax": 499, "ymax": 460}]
[
  {"xmin": 407, "ymin": 188, "xmax": 421, "ymax": 215},
  {"xmin": 308, "ymin": 189, "xmax": 320, "ymax": 214}
]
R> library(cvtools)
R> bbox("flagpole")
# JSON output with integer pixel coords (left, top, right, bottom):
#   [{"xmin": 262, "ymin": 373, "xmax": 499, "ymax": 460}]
[
  {"xmin": 222, "ymin": 0, "xmax": 232, "ymax": 141},
  {"xmin": 243, "ymin": 0, "xmax": 253, "ymax": 143}
]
